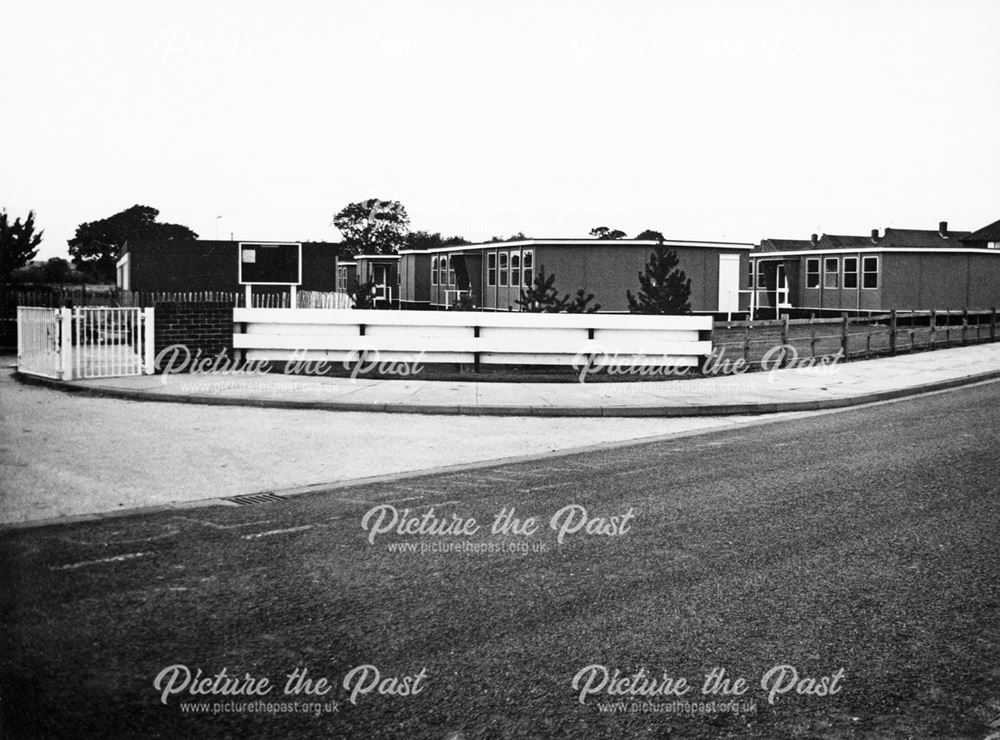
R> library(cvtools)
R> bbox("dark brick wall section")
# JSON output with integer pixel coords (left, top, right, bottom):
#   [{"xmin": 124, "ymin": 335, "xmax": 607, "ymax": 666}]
[{"xmin": 153, "ymin": 302, "xmax": 234, "ymax": 373}]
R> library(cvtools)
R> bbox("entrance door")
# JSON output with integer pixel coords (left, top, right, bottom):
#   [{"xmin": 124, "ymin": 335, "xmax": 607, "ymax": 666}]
[
  {"xmin": 775, "ymin": 264, "xmax": 791, "ymax": 308},
  {"xmin": 718, "ymin": 254, "xmax": 740, "ymax": 313},
  {"xmin": 372, "ymin": 265, "xmax": 389, "ymax": 306}
]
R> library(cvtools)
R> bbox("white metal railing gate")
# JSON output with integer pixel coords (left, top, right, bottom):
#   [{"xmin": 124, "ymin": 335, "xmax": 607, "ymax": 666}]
[
  {"xmin": 73, "ymin": 307, "xmax": 154, "ymax": 379},
  {"xmin": 17, "ymin": 306, "xmax": 155, "ymax": 380},
  {"xmin": 16, "ymin": 307, "xmax": 68, "ymax": 379}
]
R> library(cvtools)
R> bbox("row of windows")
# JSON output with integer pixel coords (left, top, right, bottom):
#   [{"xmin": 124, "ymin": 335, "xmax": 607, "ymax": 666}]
[
  {"xmin": 805, "ymin": 256, "xmax": 879, "ymax": 289},
  {"xmin": 430, "ymin": 256, "xmax": 456, "ymax": 286},
  {"xmin": 750, "ymin": 256, "xmax": 880, "ymax": 290},
  {"xmin": 430, "ymin": 251, "xmax": 535, "ymax": 288},
  {"xmin": 487, "ymin": 250, "xmax": 533, "ymax": 288}
]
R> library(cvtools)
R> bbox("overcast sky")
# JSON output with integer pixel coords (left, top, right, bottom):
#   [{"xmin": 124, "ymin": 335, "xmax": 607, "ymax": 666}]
[{"xmin": 3, "ymin": 0, "xmax": 998, "ymax": 260}]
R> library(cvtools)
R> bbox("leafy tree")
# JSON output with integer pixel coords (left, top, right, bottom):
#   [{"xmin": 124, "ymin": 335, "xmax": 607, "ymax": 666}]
[
  {"xmin": 10, "ymin": 257, "xmax": 89, "ymax": 285},
  {"xmin": 68, "ymin": 205, "xmax": 197, "ymax": 281},
  {"xmin": 635, "ymin": 229, "xmax": 665, "ymax": 241},
  {"xmin": 404, "ymin": 231, "xmax": 469, "ymax": 251},
  {"xmin": 333, "ymin": 198, "xmax": 409, "ymax": 255},
  {"xmin": 590, "ymin": 226, "xmax": 626, "ymax": 240},
  {"xmin": 626, "ymin": 241, "xmax": 692, "ymax": 314},
  {"xmin": 1, "ymin": 209, "xmax": 43, "ymax": 281},
  {"xmin": 564, "ymin": 288, "xmax": 601, "ymax": 314}
]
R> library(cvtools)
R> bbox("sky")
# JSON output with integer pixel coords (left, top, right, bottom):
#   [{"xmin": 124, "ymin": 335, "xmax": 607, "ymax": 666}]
[{"xmin": 3, "ymin": 0, "xmax": 998, "ymax": 261}]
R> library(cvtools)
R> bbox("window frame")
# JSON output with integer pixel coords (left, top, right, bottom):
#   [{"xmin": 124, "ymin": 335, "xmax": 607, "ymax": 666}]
[
  {"xmin": 447, "ymin": 256, "xmax": 455, "ymax": 286},
  {"xmin": 487, "ymin": 252, "xmax": 497, "ymax": 287},
  {"xmin": 823, "ymin": 257, "xmax": 840, "ymax": 289},
  {"xmin": 805, "ymin": 258, "xmax": 820, "ymax": 289},
  {"xmin": 510, "ymin": 253, "xmax": 521, "ymax": 288},
  {"xmin": 522, "ymin": 250, "xmax": 533, "ymax": 286},
  {"xmin": 499, "ymin": 252, "xmax": 508, "ymax": 287},
  {"xmin": 431, "ymin": 256, "xmax": 438, "ymax": 286},
  {"xmin": 862, "ymin": 256, "xmax": 879, "ymax": 289},
  {"xmin": 843, "ymin": 256, "xmax": 858, "ymax": 289}
]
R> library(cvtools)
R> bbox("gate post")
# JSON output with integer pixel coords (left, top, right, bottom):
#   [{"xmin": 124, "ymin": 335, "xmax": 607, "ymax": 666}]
[
  {"xmin": 58, "ymin": 308, "xmax": 74, "ymax": 380},
  {"xmin": 143, "ymin": 307, "xmax": 156, "ymax": 374}
]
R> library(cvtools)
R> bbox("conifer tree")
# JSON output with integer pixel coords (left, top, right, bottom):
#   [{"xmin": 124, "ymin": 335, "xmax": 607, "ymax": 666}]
[{"xmin": 626, "ymin": 241, "xmax": 691, "ymax": 314}]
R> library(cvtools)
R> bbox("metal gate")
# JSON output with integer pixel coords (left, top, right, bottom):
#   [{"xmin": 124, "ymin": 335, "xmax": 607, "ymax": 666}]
[
  {"xmin": 17, "ymin": 306, "xmax": 155, "ymax": 380},
  {"xmin": 73, "ymin": 307, "xmax": 153, "ymax": 379},
  {"xmin": 16, "ymin": 307, "xmax": 67, "ymax": 379}
]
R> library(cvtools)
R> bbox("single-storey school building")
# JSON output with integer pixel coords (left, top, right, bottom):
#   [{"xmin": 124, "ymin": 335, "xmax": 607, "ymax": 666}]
[
  {"xmin": 749, "ymin": 220, "xmax": 1000, "ymax": 316},
  {"xmin": 353, "ymin": 254, "xmax": 400, "ymax": 309},
  {"xmin": 116, "ymin": 239, "xmax": 340, "ymax": 294},
  {"xmin": 398, "ymin": 238, "xmax": 755, "ymax": 314}
]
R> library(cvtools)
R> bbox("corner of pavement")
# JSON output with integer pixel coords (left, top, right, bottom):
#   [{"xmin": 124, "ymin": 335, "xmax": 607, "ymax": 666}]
[
  {"xmin": 13, "ymin": 342, "xmax": 1000, "ymax": 417},
  {"xmin": 3, "ymin": 343, "xmax": 999, "ymax": 529}
]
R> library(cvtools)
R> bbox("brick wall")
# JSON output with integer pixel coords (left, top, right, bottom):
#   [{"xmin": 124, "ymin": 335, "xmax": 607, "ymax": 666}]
[{"xmin": 153, "ymin": 302, "xmax": 234, "ymax": 372}]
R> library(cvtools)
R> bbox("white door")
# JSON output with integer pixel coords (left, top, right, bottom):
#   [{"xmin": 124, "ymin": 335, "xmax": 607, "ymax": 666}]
[
  {"xmin": 718, "ymin": 254, "xmax": 740, "ymax": 313},
  {"xmin": 776, "ymin": 264, "xmax": 791, "ymax": 307}
]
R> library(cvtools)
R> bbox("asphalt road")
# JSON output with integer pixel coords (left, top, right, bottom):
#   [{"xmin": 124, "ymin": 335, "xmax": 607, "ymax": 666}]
[{"xmin": 2, "ymin": 382, "xmax": 999, "ymax": 738}]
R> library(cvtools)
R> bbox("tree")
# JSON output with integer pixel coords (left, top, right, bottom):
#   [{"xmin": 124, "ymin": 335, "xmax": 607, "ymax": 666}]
[
  {"xmin": 517, "ymin": 267, "xmax": 600, "ymax": 313},
  {"xmin": 333, "ymin": 199, "xmax": 409, "ymax": 255},
  {"xmin": 68, "ymin": 205, "xmax": 197, "ymax": 281},
  {"xmin": 590, "ymin": 226, "xmax": 626, "ymax": 240},
  {"xmin": 563, "ymin": 288, "xmax": 601, "ymax": 314},
  {"xmin": 626, "ymin": 241, "xmax": 692, "ymax": 314},
  {"xmin": 10, "ymin": 257, "xmax": 89, "ymax": 285},
  {"xmin": 404, "ymin": 231, "xmax": 469, "ymax": 251},
  {"xmin": 1, "ymin": 209, "xmax": 43, "ymax": 281},
  {"xmin": 635, "ymin": 229, "xmax": 665, "ymax": 241},
  {"xmin": 518, "ymin": 268, "xmax": 568, "ymax": 312},
  {"xmin": 487, "ymin": 232, "xmax": 529, "ymax": 243}
]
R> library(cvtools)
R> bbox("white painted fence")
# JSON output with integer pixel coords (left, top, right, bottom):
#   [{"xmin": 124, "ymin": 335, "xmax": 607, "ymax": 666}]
[
  {"xmin": 17, "ymin": 307, "xmax": 69, "ymax": 379},
  {"xmin": 17, "ymin": 306, "xmax": 155, "ymax": 380},
  {"xmin": 233, "ymin": 309, "xmax": 713, "ymax": 367}
]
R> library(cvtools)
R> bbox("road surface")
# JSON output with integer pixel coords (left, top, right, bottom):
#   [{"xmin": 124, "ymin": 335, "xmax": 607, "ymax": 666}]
[{"xmin": 2, "ymin": 382, "xmax": 999, "ymax": 738}]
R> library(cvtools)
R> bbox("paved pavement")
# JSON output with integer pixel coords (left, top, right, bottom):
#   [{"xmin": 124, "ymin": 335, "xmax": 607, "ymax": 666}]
[
  {"xmin": 45, "ymin": 342, "xmax": 1000, "ymax": 415},
  {"xmin": 0, "ymin": 368, "xmax": 802, "ymax": 526},
  {"xmin": 4, "ymin": 343, "xmax": 998, "ymax": 526}
]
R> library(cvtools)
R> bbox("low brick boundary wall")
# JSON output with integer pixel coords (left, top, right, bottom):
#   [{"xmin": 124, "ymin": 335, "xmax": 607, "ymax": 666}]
[{"xmin": 154, "ymin": 302, "xmax": 234, "ymax": 372}]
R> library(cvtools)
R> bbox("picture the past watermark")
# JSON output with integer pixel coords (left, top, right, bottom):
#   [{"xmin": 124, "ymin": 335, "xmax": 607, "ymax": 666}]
[{"xmin": 152, "ymin": 343, "xmax": 844, "ymax": 388}]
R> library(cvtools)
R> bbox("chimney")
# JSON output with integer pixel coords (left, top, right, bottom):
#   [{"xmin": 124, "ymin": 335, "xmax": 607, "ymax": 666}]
[
  {"xmin": 811, "ymin": 233, "xmax": 819, "ymax": 246},
  {"xmin": 939, "ymin": 221, "xmax": 948, "ymax": 238},
  {"xmin": 870, "ymin": 228, "xmax": 879, "ymax": 244}
]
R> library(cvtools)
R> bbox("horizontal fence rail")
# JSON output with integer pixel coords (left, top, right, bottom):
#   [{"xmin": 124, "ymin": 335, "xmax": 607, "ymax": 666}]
[
  {"xmin": 233, "ymin": 309, "xmax": 714, "ymax": 368},
  {"xmin": 714, "ymin": 309, "xmax": 999, "ymax": 369}
]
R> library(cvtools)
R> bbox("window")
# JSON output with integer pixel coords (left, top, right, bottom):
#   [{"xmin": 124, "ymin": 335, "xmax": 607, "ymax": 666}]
[
  {"xmin": 748, "ymin": 261, "xmax": 754, "ymax": 288},
  {"xmin": 805, "ymin": 258, "xmax": 820, "ymax": 288},
  {"xmin": 487, "ymin": 253, "xmax": 497, "ymax": 286},
  {"xmin": 499, "ymin": 253, "xmax": 508, "ymax": 286},
  {"xmin": 522, "ymin": 250, "xmax": 533, "ymax": 286},
  {"xmin": 431, "ymin": 257, "xmax": 438, "ymax": 285},
  {"xmin": 862, "ymin": 256, "xmax": 879, "ymax": 289},
  {"xmin": 510, "ymin": 253, "xmax": 521, "ymax": 288},
  {"xmin": 843, "ymin": 257, "xmax": 858, "ymax": 289},
  {"xmin": 447, "ymin": 256, "xmax": 455, "ymax": 285},
  {"xmin": 824, "ymin": 257, "xmax": 839, "ymax": 288}
]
